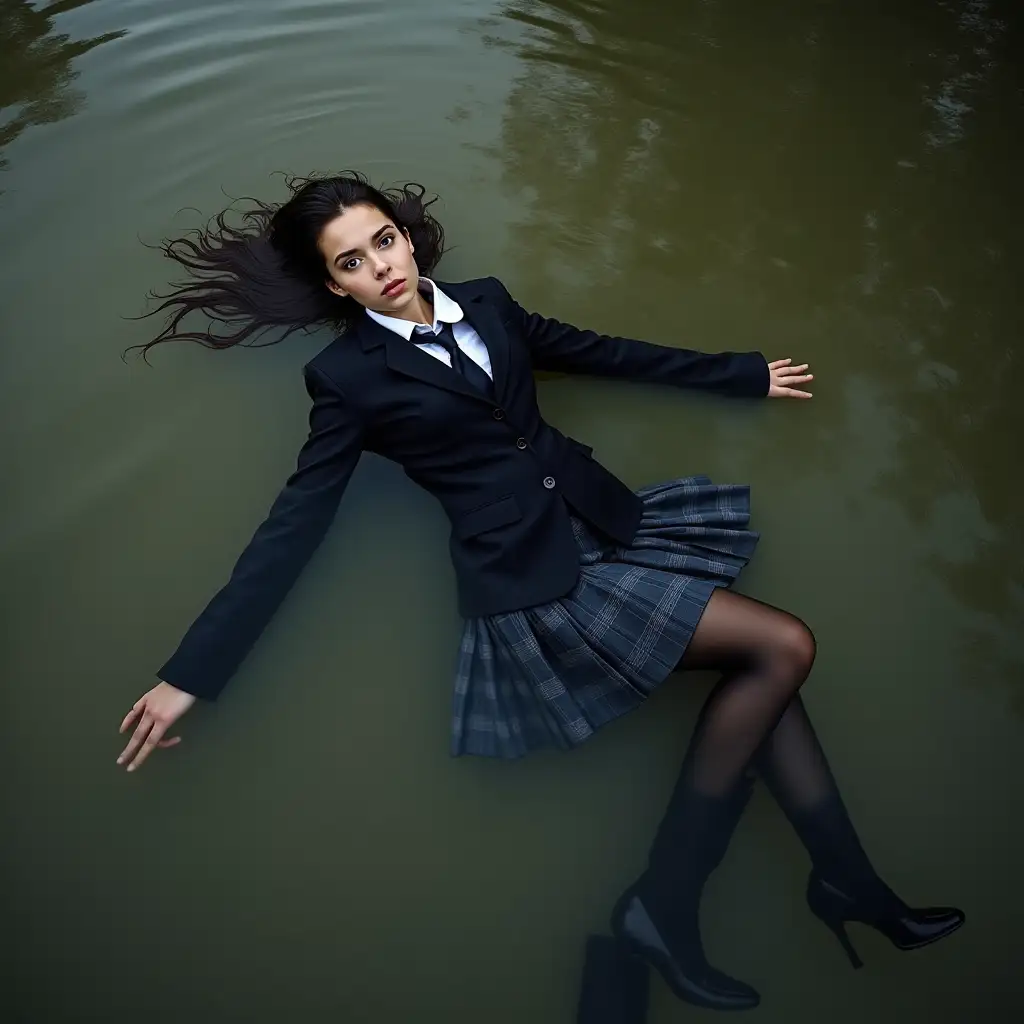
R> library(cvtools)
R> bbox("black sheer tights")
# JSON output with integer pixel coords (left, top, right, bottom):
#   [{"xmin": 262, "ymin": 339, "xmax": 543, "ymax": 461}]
[
  {"xmin": 654, "ymin": 588, "xmax": 882, "ymax": 895},
  {"xmin": 673, "ymin": 589, "xmax": 817, "ymax": 798}
]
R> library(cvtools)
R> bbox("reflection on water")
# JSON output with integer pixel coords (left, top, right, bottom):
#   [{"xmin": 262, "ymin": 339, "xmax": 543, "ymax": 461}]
[
  {"xmin": 485, "ymin": 0, "xmax": 1023, "ymax": 710},
  {"xmin": 0, "ymin": 1, "xmax": 124, "ymax": 180}
]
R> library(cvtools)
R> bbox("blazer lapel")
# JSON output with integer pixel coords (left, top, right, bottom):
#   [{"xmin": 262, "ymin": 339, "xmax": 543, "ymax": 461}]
[
  {"xmin": 354, "ymin": 283, "xmax": 512, "ymax": 404},
  {"xmin": 443, "ymin": 281, "xmax": 511, "ymax": 404},
  {"xmin": 386, "ymin": 332, "xmax": 489, "ymax": 402},
  {"xmin": 356, "ymin": 314, "xmax": 489, "ymax": 403}
]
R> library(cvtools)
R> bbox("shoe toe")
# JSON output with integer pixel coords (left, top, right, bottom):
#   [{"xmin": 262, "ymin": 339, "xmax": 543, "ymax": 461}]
[
  {"xmin": 705, "ymin": 973, "xmax": 761, "ymax": 1009},
  {"xmin": 922, "ymin": 907, "xmax": 965, "ymax": 934}
]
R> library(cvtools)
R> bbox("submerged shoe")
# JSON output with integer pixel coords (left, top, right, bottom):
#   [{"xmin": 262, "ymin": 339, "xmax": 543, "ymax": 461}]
[{"xmin": 611, "ymin": 887, "xmax": 760, "ymax": 1011}]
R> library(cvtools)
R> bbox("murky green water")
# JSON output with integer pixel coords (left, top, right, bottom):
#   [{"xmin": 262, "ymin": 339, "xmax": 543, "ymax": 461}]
[{"xmin": 2, "ymin": 1, "xmax": 1021, "ymax": 1020}]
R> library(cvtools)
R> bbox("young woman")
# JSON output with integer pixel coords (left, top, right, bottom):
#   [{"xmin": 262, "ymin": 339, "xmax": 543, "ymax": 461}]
[{"xmin": 117, "ymin": 174, "xmax": 963, "ymax": 1012}]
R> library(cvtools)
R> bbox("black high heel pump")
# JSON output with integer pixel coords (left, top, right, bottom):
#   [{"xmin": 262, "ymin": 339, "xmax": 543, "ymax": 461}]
[
  {"xmin": 806, "ymin": 870, "xmax": 965, "ymax": 969},
  {"xmin": 605, "ymin": 776, "xmax": 761, "ymax": 1011},
  {"xmin": 610, "ymin": 888, "xmax": 760, "ymax": 1011}
]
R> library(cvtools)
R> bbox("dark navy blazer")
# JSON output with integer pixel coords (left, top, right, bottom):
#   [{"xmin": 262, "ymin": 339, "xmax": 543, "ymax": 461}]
[{"xmin": 158, "ymin": 276, "xmax": 769, "ymax": 698}]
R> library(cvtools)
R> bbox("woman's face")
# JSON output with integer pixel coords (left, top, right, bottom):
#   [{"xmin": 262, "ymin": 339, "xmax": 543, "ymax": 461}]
[{"xmin": 319, "ymin": 202, "xmax": 420, "ymax": 314}]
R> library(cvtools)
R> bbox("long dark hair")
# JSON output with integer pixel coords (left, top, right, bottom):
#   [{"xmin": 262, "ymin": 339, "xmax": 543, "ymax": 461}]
[{"xmin": 126, "ymin": 171, "xmax": 446, "ymax": 361}]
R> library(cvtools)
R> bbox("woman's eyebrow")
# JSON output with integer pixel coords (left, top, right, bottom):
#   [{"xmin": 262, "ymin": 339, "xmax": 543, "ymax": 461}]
[{"xmin": 335, "ymin": 224, "xmax": 394, "ymax": 264}]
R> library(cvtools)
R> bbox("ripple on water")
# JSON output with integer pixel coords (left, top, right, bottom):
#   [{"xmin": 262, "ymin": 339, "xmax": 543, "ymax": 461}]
[
  {"xmin": 97, "ymin": 0, "xmax": 471, "ymax": 199},
  {"xmin": 109, "ymin": 0, "xmax": 454, "ymax": 110}
]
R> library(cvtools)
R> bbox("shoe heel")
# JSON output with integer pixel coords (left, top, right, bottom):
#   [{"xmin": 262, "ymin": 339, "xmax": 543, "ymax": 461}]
[
  {"xmin": 827, "ymin": 921, "xmax": 864, "ymax": 970},
  {"xmin": 577, "ymin": 934, "xmax": 649, "ymax": 1024},
  {"xmin": 807, "ymin": 873, "xmax": 865, "ymax": 970}
]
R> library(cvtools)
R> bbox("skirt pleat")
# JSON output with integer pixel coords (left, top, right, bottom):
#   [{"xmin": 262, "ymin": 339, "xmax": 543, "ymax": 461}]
[{"xmin": 450, "ymin": 476, "xmax": 759, "ymax": 759}]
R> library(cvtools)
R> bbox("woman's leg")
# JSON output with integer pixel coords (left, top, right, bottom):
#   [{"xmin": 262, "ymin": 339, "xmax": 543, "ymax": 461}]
[
  {"xmin": 668, "ymin": 589, "xmax": 817, "ymax": 794},
  {"xmin": 664, "ymin": 592, "xmax": 899, "ymax": 905},
  {"xmin": 614, "ymin": 589, "xmax": 815, "ymax": 1009},
  {"xmin": 679, "ymin": 588, "xmax": 913, "ymax": 902},
  {"xmin": 752, "ymin": 695, "xmax": 888, "ymax": 898},
  {"xmin": 641, "ymin": 588, "xmax": 815, "ymax": 899},
  {"xmin": 681, "ymin": 599, "xmax": 965, "ymax": 966},
  {"xmin": 754, "ymin": 686, "xmax": 965, "ymax": 968},
  {"xmin": 667, "ymin": 589, "xmax": 881, "ymax": 893}
]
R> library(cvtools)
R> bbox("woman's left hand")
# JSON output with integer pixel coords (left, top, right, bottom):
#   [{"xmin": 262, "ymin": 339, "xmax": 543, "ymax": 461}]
[{"xmin": 767, "ymin": 358, "xmax": 813, "ymax": 399}]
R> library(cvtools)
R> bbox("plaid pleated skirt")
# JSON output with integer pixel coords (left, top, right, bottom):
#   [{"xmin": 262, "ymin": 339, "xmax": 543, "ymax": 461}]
[{"xmin": 450, "ymin": 476, "xmax": 760, "ymax": 759}]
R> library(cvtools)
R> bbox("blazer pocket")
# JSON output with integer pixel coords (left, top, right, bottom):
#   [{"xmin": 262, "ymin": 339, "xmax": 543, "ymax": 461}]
[{"xmin": 455, "ymin": 494, "xmax": 522, "ymax": 540}]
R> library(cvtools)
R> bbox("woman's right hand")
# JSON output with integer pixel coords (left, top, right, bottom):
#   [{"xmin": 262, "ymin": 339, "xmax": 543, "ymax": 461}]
[{"xmin": 117, "ymin": 681, "xmax": 196, "ymax": 773}]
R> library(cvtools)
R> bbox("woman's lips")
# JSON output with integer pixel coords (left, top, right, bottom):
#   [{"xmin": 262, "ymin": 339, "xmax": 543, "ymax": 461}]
[{"xmin": 382, "ymin": 279, "xmax": 406, "ymax": 297}]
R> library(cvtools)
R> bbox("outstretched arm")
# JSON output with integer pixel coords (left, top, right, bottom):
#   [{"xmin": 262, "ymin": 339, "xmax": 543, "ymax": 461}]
[
  {"xmin": 489, "ymin": 277, "xmax": 767, "ymax": 395},
  {"xmin": 116, "ymin": 364, "xmax": 366, "ymax": 772},
  {"xmin": 491, "ymin": 278, "xmax": 811, "ymax": 399},
  {"xmin": 117, "ymin": 366, "xmax": 364, "ymax": 771},
  {"xmin": 155, "ymin": 365, "xmax": 365, "ymax": 701}
]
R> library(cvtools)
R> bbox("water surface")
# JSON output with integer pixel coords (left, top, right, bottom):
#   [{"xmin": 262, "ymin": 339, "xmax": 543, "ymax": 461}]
[{"xmin": 2, "ymin": 1, "xmax": 1021, "ymax": 1020}]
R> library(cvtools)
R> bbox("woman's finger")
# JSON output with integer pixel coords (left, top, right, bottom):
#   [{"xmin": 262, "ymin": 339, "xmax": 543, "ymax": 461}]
[
  {"xmin": 767, "ymin": 358, "xmax": 792, "ymax": 370},
  {"xmin": 119, "ymin": 704, "xmax": 144, "ymax": 733},
  {"xmin": 779, "ymin": 387, "xmax": 812, "ymax": 398},
  {"xmin": 781, "ymin": 373, "xmax": 813, "ymax": 385},
  {"xmin": 157, "ymin": 736, "xmax": 181, "ymax": 749},
  {"xmin": 777, "ymin": 363, "xmax": 810, "ymax": 376},
  {"xmin": 117, "ymin": 714, "xmax": 154, "ymax": 766},
  {"xmin": 126, "ymin": 720, "xmax": 169, "ymax": 773}
]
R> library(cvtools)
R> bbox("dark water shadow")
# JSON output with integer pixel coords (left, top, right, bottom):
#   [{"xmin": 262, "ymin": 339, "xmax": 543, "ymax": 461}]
[{"xmin": 0, "ymin": 0, "xmax": 125, "ymax": 184}]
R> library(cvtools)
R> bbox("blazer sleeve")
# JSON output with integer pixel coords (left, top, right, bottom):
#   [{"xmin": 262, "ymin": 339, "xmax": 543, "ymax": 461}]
[
  {"xmin": 157, "ymin": 365, "xmax": 364, "ymax": 700},
  {"xmin": 489, "ymin": 278, "xmax": 770, "ymax": 398}
]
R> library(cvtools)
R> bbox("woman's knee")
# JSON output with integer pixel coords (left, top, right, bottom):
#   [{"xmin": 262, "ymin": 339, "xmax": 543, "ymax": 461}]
[{"xmin": 771, "ymin": 614, "xmax": 817, "ymax": 684}]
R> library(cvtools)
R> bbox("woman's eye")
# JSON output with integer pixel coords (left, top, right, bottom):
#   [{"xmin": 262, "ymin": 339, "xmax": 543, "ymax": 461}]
[
  {"xmin": 380, "ymin": 235, "xmax": 394, "ymax": 248},
  {"xmin": 344, "ymin": 258, "xmax": 360, "ymax": 271}
]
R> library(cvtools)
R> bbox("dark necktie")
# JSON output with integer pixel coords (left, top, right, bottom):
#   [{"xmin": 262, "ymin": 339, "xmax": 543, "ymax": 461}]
[{"xmin": 428, "ymin": 322, "xmax": 494, "ymax": 397}]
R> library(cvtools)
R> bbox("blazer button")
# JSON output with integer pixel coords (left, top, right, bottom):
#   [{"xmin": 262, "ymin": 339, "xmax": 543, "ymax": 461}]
[
  {"xmin": 516, "ymin": 438, "xmax": 528, "ymax": 450},
  {"xmin": 543, "ymin": 476, "xmax": 556, "ymax": 489},
  {"xmin": 492, "ymin": 408, "xmax": 505, "ymax": 420}
]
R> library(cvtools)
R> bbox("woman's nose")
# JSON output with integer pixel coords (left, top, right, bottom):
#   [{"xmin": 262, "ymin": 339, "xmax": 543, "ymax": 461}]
[{"xmin": 371, "ymin": 255, "xmax": 391, "ymax": 276}]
